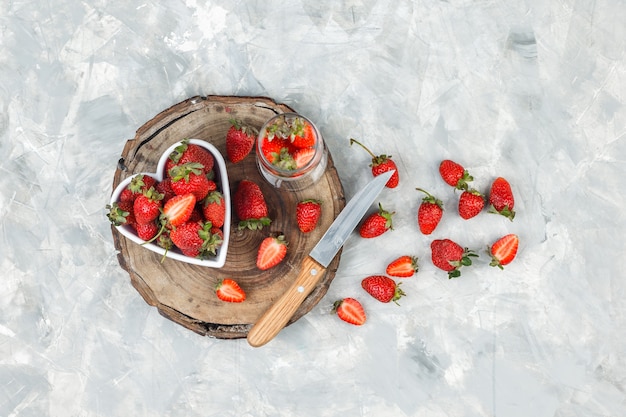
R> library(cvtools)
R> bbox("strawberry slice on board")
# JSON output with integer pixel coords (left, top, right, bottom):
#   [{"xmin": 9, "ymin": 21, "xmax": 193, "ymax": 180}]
[
  {"xmin": 256, "ymin": 235, "xmax": 288, "ymax": 270},
  {"xmin": 215, "ymin": 278, "xmax": 246, "ymax": 303}
]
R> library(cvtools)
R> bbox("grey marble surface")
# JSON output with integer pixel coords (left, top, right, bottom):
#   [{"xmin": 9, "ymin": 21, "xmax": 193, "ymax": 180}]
[{"xmin": 2, "ymin": 1, "xmax": 625, "ymax": 416}]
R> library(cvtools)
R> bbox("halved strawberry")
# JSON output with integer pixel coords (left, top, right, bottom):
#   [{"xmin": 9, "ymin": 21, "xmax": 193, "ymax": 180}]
[
  {"xmin": 162, "ymin": 193, "xmax": 197, "ymax": 227},
  {"xmin": 293, "ymin": 147, "xmax": 315, "ymax": 169},
  {"xmin": 215, "ymin": 278, "xmax": 246, "ymax": 303},
  {"xmin": 332, "ymin": 298, "xmax": 366, "ymax": 326},
  {"xmin": 256, "ymin": 235, "xmax": 288, "ymax": 270},
  {"xmin": 386, "ymin": 255, "xmax": 419, "ymax": 278},
  {"xmin": 488, "ymin": 234, "xmax": 519, "ymax": 269}
]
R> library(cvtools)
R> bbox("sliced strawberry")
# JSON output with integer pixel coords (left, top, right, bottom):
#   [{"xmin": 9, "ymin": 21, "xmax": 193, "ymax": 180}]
[
  {"xmin": 488, "ymin": 234, "xmax": 519, "ymax": 269},
  {"xmin": 256, "ymin": 235, "xmax": 288, "ymax": 270},
  {"xmin": 332, "ymin": 298, "xmax": 366, "ymax": 326},
  {"xmin": 386, "ymin": 255, "xmax": 419, "ymax": 278},
  {"xmin": 293, "ymin": 147, "xmax": 315, "ymax": 169},
  {"xmin": 215, "ymin": 278, "xmax": 246, "ymax": 303},
  {"xmin": 162, "ymin": 193, "xmax": 197, "ymax": 227}
]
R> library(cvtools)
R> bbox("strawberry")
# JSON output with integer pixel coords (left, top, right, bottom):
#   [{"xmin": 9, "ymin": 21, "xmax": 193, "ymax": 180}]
[
  {"xmin": 296, "ymin": 199, "xmax": 322, "ymax": 233},
  {"xmin": 202, "ymin": 191, "xmax": 226, "ymax": 228},
  {"xmin": 350, "ymin": 138, "xmax": 399, "ymax": 188},
  {"xmin": 256, "ymin": 234, "xmax": 288, "ymax": 270},
  {"xmin": 233, "ymin": 180, "xmax": 271, "ymax": 230},
  {"xmin": 170, "ymin": 220, "xmax": 222, "ymax": 258},
  {"xmin": 458, "ymin": 188, "xmax": 485, "ymax": 219},
  {"xmin": 135, "ymin": 221, "xmax": 158, "ymax": 241},
  {"xmin": 226, "ymin": 119, "xmax": 258, "ymax": 163},
  {"xmin": 293, "ymin": 147, "xmax": 315, "ymax": 169},
  {"xmin": 260, "ymin": 137, "xmax": 292, "ymax": 164},
  {"xmin": 430, "ymin": 239, "xmax": 478, "ymax": 279},
  {"xmin": 170, "ymin": 221, "xmax": 204, "ymax": 252},
  {"xmin": 161, "ymin": 193, "xmax": 197, "ymax": 228},
  {"xmin": 169, "ymin": 162, "xmax": 211, "ymax": 200},
  {"xmin": 359, "ymin": 203, "xmax": 394, "ymax": 238},
  {"xmin": 106, "ymin": 201, "xmax": 135, "ymax": 227},
  {"xmin": 133, "ymin": 187, "xmax": 163, "ymax": 225},
  {"xmin": 361, "ymin": 275, "xmax": 405, "ymax": 305},
  {"xmin": 416, "ymin": 188, "xmax": 443, "ymax": 235},
  {"xmin": 488, "ymin": 234, "xmax": 519, "ymax": 269},
  {"xmin": 155, "ymin": 177, "xmax": 176, "ymax": 203},
  {"xmin": 126, "ymin": 174, "xmax": 156, "ymax": 201},
  {"xmin": 488, "ymin": 177, "xmax": 515, "ymax": 221},
  {"xmin": 439, "ymin": 159, "xmax": 472, "ymax": 190},
  {"xmin": 386, "ymin": 255, "xmax": 419, "ymax": 277},
  {"xmin": 332, "ymin": 298, "xmax": 366, "ymax": 326},
  {"xmin": 119, "ymin": 187, "xmax": 135, "ymax": 204},
  {"xmin": 289, "ymin": 117, "xmax": 316, "ymax": 148},
  {"xmin": 165, "ymin": 139, "xmax": 214, "ymax": 175},
  {"xmin": 215, "ymin": 278, "xmax": 246, "ymax": 303}
]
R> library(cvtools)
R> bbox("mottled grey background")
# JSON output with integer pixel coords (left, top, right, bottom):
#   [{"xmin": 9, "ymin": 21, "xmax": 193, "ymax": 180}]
[{"xmin": 1, "ymin": 0, "xmax": 625, "ymax": 416}]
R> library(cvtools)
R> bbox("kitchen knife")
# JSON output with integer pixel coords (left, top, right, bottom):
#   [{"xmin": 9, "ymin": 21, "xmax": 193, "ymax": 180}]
[{"xmin": 247, "ymin": 170, "xmax": 395, "ymax": 347}]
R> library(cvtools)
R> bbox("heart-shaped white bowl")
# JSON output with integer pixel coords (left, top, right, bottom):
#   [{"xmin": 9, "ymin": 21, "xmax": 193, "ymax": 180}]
[{"xmin": 110, "ymin": 139, "xmax": 231, "ymax": 267}]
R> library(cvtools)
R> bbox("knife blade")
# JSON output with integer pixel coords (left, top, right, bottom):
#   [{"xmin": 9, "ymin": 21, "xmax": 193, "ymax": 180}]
[{"xmin": 247, "ymin": 170, "xmax": 394, "ymax": 347}]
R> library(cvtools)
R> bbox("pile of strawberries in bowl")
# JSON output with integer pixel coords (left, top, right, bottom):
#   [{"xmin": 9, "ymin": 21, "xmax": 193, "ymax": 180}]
[{"xmin": 107, "ymin": 139, "xmax": 231, "ymax": 268}]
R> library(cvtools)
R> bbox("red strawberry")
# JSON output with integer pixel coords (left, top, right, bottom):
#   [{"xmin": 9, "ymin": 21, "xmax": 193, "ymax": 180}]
[
  {"xmin": 106, "ymin": 201, "xmax": 135, "ymax": 227},
  {"xmin": 350, "ymin": 138, "xmax": 399, "ymax": 188},
  {"xmin": 332, "ymin": 298, "xmax": 366, "ymax": 326},
  {"xmin": 488, "ymin": 177, "xmax": 515, "ymax": 220},
  {"xmin": 289, "ymin": 117, "xmax": 316, "ymax": 148},
  {"xmin": 165, "ymin": 139, "xmax": 214, "ymax": 175},
  {"xmin": 155, "ymin": 177, "xmax": 176, "ymax": 203},
  {"xmin": 170, "ymin": 221, "xmax": 204, "ymax": 252},
  {"xmin": 386, "ymin": 255, "xmax": 419, "ymax": 278},
  {"xmin": 359, "ymin": 203, "xmax": 394, "ymax": 238},
  {"xmin": 133, "ymin": 187, "xmax": 163, "ymax": 225},
  {"xmin": 431, "ymin": 239, "xmax": 478, "ymax": 279},
  {"xmin": 169, "ymin": 162, "xmax": 211, "ymax": 200},
  {"xmin": 416, "ymin": 188, "xmax": 443, "ymax": 235},
  {"xmin": 135, "ymin": 221, "xmax": 158, "ymax": 241},
  {"xmin": 170, "ymin": 220, "xmax": 221, "ymax": 258},
  {"xmin": 256, "ymin": 235, "xmax": 288, "ymax": 270},
  {"xmin": 233, "ymin": 180, "xmax": 271, "ymax": 230},
  {"xmin": 296, "ymin": 199, "xmax": 322, "ymax": 233},
  {"xmin": 293, "ymin": 147, "xmax": 315, "ymax": 169},
  {"xmin": 119, "ymin": 188, "xmax": 135, "ymax": 204},
  {"xmin": 439, "ymin": 159, "xmax": 473, "ymax": 190},
  {"xmin": 260, "ymin": 137, "xmax": 292, "ymax": 164},
  {"xmin": 226, "ymin": 119, "xmax": 258, "ymax": 163},
  {"xmin": 215, "ymin": 278, "xmax": 246, "ymax": 303},
  {"xmin": 126, "ymin": 174, "xmax": 157, "ymax": 202},
  {"xmin": 488, "ymin": 234, "xmax": 519, "ymax": 269},
  {"xmin": 188, "ymin": 208, "xmax": 204, "ymax": 224},
  {"xmin": 161, "ymin": 193, "xmax": 197, "ymax": 228},
  {"xmin": 202, "ymin": 191, "xmax": 226, "ymax": 228},
  {"xmin": 361, "ymin": 275, "xmax": 405, "ymax": 305},
  {"xmin": 458, "ymin": 188, "xmax": 485, "ymax": 219}
]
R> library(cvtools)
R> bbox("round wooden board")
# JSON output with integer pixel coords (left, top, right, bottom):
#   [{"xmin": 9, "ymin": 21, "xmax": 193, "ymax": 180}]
[{"xmin": 111, "ymin": 95, "xmax": 346, "ymax": 339}]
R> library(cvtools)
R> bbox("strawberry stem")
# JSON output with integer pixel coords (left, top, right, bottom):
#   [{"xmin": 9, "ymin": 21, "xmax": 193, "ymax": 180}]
[{"xmin": 350, "ymin": 138, "xmax": 376, "ymax": 159}]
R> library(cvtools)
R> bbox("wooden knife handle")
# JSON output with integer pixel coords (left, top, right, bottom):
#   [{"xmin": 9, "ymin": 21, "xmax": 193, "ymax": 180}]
[{"xmin": 247, "ymin": 256, "xmax": 327, "ymax": 347}]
